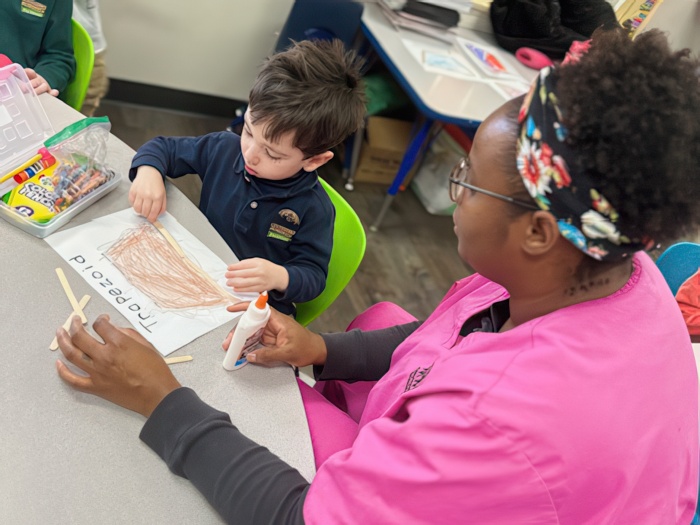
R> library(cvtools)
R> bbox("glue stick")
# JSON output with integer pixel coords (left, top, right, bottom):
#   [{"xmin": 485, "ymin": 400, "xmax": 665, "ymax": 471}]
[{"xmin": 223, "ymin": 292, "xmax": 271, "ymax": 371}]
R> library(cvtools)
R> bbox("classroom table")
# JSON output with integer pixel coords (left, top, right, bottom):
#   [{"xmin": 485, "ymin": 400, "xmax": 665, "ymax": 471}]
[
  {"xmin": 0, "ymin": 95, "xmax": 316, "ymax": 524},
  {"xmin": 358, "ymin": 2, "xmax": 536, "ymax": 230}
]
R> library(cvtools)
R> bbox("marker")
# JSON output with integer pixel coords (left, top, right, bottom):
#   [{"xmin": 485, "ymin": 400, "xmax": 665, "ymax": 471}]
[
  {"xmin": 0, "ymin": 150, "xmax": 57, "ymax": 198},
  {"xmin": 0, "ymin": 153, "xmax": 42, "ymax": 184}
]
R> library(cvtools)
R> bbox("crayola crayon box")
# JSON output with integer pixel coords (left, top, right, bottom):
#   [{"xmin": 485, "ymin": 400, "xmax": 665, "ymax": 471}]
[{"xmin": 0, "ymin": 64, "xmax": 118, "ymax": 238}]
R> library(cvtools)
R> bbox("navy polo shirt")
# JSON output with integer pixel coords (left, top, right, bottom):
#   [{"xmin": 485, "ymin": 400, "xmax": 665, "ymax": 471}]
[{"xmin": 129, "ymin": 132, "xmax": 335, "ymax": 315}]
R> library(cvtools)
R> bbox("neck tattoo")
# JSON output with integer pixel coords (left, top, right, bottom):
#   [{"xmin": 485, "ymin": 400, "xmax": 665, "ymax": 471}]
[{"xmin": 564, "ymin": 277, "xmax": 611, "ymax": 297}]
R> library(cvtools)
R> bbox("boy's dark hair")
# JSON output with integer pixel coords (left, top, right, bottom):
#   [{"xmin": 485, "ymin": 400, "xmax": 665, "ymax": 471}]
[{"xmin": 248, "ymin": 39, "xmax": 366, "ymax": 158}]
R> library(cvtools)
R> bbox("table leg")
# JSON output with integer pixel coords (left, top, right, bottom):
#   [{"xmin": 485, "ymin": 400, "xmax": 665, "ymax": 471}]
[
  {"xmin": 369, "ymin": 117, "xmax": 433, "ymax": 232},
  {"xmin": 344, "ymin": 128, "xmax": 365, "ymax": 191},
  {"xmin": 341, "ymin": 134, "xmax": 353, "ymax": 183}
]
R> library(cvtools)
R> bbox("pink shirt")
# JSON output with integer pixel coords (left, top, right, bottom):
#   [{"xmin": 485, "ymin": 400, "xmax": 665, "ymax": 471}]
[{"xmin": 304, "ymin": 252, "xmax": 699, "ymax": 524}]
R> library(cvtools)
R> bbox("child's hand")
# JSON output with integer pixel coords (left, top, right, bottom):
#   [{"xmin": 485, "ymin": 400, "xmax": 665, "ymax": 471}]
[
  {"xmin": 129, "ymin": 166, "xmax": 166, "ymax": 222},
  {"xmin": 24, "ymin": 68, "xmax": 59, "ymax": 97},
  {"xmin": 225, "ymin": 258, "xmax": 289, "ymax": 293}
]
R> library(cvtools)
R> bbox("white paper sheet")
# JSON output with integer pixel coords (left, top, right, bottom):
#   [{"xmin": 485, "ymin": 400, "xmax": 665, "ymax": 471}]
[
  {"xmin": 402, "ymin": 38, "xmax": 477, "ymax": 80},
  {"xmin": 45, "ymin": 209, "xmax": 251, "ymax": 355},
  {"xmin": 454, "ymin": 36, "xmax": 524, "ymax": 81}
]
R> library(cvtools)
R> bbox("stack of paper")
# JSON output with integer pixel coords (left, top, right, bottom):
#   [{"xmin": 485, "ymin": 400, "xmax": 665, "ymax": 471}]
[{"xmin": 378, "ymin": 0, "xmax": 457, "ymax": 43}]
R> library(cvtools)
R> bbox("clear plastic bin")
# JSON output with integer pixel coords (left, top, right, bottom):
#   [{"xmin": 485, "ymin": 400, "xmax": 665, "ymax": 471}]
[
  {"xmin": 0, "ymin": 64, "xmax": 118, "ymax": 238},
  {"xmin": 411, "ymin": 128, "xmax": 467, "ymax": 215},
  {"xmin": 0, "ymin": 64, "xmax": 54, "ymax": 174}
]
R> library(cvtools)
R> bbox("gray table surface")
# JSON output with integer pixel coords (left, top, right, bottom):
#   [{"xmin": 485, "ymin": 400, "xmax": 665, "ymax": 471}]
[{"xmin": 0, "ymin": 95, "xmax": 315, "ymax": 524}]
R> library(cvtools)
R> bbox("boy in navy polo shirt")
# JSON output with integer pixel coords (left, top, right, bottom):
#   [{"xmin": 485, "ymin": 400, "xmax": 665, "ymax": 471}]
[{"xmin": 127, "ymin": 40, "xmax": 366, "ymax": 315}]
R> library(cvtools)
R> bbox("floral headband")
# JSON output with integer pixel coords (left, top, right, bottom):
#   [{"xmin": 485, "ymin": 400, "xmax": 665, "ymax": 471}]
[{"xmin": 516, "ymin": 63, "xmax": 654, "ymax": 261}]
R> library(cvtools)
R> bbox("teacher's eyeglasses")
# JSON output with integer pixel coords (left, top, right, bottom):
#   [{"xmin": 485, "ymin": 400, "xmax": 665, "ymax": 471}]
[{"xmin": 449, "ymin": 157, "xmax": 540, "ymax": 210}]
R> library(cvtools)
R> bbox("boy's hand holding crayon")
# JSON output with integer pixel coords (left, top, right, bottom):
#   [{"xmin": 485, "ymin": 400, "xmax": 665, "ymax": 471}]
[
  {"xmin": 129, "ymin": 166, "xmax": 167, "ymax": 222},
  {"xmin": 225, "ymin": 258, "xmax": 289, "ymax": 294}
]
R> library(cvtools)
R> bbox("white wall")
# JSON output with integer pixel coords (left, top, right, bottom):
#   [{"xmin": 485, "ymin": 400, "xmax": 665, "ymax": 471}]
[
  {"xmin": 100, "ymin": 0, "xmax": 295, "ymax": 100},
  {"xmin": 643, "ymin": 0, "xmax": 700, "ymax": 52}
]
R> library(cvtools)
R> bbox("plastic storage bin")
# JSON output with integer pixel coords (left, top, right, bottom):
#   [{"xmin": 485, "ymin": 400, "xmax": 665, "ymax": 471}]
[
  {"xmin": 0, "ymin": 64, "xmax": 119, "ymax": 238},
  {"xmin": 411, "ymin": 126, "xmax": 469, "ymax": 215}
]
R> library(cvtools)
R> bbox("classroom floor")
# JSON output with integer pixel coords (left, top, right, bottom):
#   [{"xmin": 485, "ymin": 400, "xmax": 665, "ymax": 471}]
[{"xmin": 96, "ymin": 100, "xmax": 469, "ymax": 336}]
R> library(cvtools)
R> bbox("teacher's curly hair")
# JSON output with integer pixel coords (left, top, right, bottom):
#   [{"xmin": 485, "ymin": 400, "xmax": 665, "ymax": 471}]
[
  {"xmin": 499, "ymin": 29, "xmax": 700, "ymax": 254},
  {"xmin": 555, "ymin": 28, "xmax": 700, "ymax": 248}
]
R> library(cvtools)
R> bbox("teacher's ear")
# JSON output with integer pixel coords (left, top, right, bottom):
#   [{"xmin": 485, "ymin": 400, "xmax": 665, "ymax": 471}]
[{"xmin": 521, "ymin": 211, "xmax": 561, "ymax": 256}]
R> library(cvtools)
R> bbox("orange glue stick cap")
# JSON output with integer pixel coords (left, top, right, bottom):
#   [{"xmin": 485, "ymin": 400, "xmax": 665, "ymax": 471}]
[{"xmin": 255, "ymin": 291, "xmax": 269, "ymax": 309}]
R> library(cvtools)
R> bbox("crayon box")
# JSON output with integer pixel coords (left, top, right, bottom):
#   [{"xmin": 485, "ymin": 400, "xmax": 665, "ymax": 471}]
[{"xmin": 0, "ymin": 64, "xmax": 119, "ymax": 238}]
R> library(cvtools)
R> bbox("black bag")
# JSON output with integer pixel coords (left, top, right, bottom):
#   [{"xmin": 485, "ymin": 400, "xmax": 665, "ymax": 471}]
[
  {"xmin": 402, "ymin": 0, "xmax": 460, "ymax": 28},
  {"xmin": 490, "ymin": 0, "xmax": 618, "ymax": 59}
]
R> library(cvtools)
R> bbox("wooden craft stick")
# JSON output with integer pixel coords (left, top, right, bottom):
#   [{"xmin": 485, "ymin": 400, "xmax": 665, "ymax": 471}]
[
  {"xmin": 152, "ymin": 220, "xmax": 236, "ymax": 302},
  {"xmin": 55, "ymin": 268, "xmax": 88, "ymax": 324},
  {"xmin": 164, "ymin": 355, "xmax": 193, "ymax": 365},
  {"xmin": 153, "ymin": 220, "xmax": 186, "ymax": 258},
  {"xmin": 50, "ymin": 294, "xmax": 91, "ymax": 351}
]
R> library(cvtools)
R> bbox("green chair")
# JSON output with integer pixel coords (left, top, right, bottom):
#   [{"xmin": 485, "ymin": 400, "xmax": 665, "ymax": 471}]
[
  {"xmin": 295, "ymin": 178, "xmax": 367, "ymax": 326},
  {"xmin": 60, "ymin": 19, "xmax": 94, "ymax": 111}
]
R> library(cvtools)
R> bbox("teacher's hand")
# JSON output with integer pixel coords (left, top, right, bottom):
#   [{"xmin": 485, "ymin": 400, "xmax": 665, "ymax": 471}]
[
  {"xmin": 223, "ymin": 303, "xmax": 327, "ymax": 368},
  {"xmin": 56, "ymin": 315, "xmax": 182, "ymax": 417}
]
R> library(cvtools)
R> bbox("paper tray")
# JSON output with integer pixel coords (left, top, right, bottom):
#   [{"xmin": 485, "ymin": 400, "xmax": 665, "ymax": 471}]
[{"xmin": 0, "ymin": 169, "xmax": 120, "ymax": 238}]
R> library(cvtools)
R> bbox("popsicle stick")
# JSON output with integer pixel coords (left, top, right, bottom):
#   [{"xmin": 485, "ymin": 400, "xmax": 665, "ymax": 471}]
[
  {"xmin": 164, "ymin": 355, "xmax": 193, "ymax": 365},
  {"xmin": 153, "ymin": 220, "xmax": 186, "ymax": 258},
  {"xmin": 152, "ymin": 220, "xmax": 236, "ymax": 302},
  {"xmin": 50, "ymin": 294, "xmax": 91, "ymax": 350},
  {"xmin": 55, "ymin": 268, "xmax": 88, "ymax": 323}
]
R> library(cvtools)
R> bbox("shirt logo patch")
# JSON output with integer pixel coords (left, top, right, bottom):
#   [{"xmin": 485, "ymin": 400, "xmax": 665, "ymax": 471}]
[
  {"xmin": 267, "ymin": 222, "xmax": 296, "ymax": 242},
  {"xmin": 21, "ymin": 0, "xmax": 46, "ymax": 16},
  {"xmin": 404, "ymin": 364, "xmax": 434, "ymax": 392},
  {"xmin": 279, "ymin": 209, "xmax": 300, "ymax": 226}
]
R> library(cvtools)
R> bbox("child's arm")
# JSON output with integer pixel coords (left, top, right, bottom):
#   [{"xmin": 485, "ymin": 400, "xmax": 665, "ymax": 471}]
[
  {"xmin": 225, "ymin": 190, "xmax": 333, "ymax": 302},
  {"xmin": 128, "ymin": 132, "xmax": 238, "ymax": 222},
  {"xmin": 33, "ymin": 0, "xmax": 75, "ymax": 94},
  {"xmin": 269, "ymin": 191, "xmax": 335, "ymax": 304},
  {"xmin": 129, "ymin": 132, "xmax": 237, "ymax": 184},
  {"xmin": 128, "ymin": 166, "xmax": 167, "ymax": 223},
  {"xmin": 225, "ymin": 258, "xmax": 289, "ymax": 294}
]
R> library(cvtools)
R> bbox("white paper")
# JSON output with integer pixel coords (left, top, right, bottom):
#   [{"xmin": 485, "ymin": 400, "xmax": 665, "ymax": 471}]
[
  {"xmin": 45, "ymin": 209, "xmax": 250, "ymax": 355},
  {"xmin": 423, "ymin": 51, "xmax": 477, "ymax": 78},
  {"xmin": 455, "ymin": 36, "xmax": 523, "ymax": 81},
  {"xmin": 402, "ymin": 38, "xmax": 476, "ymax": 80}
]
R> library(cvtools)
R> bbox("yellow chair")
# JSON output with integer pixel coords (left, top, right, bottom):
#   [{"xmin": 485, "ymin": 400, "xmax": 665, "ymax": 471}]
[
  {"xmin": 60, "ymin": 19, "xmax": 94, "ymax": 111},
  {"xmin": 295, "ymin": 178, "xmax": 366, "ymax": 326}
]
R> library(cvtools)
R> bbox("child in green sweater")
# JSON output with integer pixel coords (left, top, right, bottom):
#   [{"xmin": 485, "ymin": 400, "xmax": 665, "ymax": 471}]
[{"xmin": 0, "ymin": 0, "xmax": 75, "ymax": 95}]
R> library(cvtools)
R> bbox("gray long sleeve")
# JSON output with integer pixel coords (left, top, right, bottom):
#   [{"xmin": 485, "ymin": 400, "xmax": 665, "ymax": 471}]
[
  {"xmin": 140, "ymin": 322, "xmax": 422, "ymax": 523},
  {"xmin": 140, "ymin": 387, "xmax": 309, "ymax": 525},
  {"xmin": 316, "ymin": 321, "xmax": 423, "ymax": 381}
]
